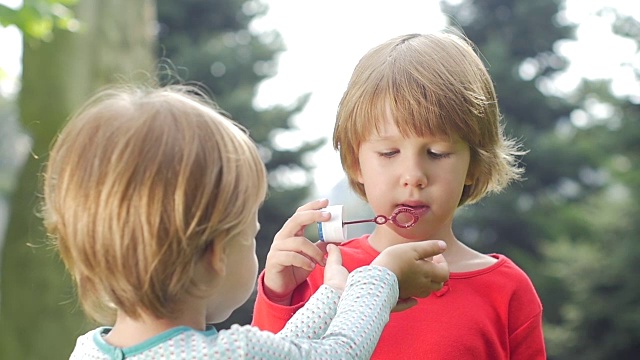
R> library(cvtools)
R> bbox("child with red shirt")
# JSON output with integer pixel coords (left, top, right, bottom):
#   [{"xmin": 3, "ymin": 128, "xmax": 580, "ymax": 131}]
[{"xmin": 252, "ymin": 30, "xmax": 546, "ymax": 359}]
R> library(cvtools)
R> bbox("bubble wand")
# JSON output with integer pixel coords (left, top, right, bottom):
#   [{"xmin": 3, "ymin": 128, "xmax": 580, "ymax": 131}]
[{"xmin": 318, "ymin": 206, "xmax": 420, "ymax": 242}]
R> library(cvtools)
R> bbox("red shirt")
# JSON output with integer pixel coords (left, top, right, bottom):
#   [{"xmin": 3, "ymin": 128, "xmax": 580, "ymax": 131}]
[{"xmin": 252, "ymin": 235, "xmax": 546, "ymax": 359}]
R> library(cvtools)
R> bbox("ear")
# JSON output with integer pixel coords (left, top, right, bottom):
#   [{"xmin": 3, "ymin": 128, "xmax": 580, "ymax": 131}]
[
  {"xmin": 464, "ymin": 162, "xmax": 476, "ymax": 186},
  {"xmin": 355, "ymin": 163, "xmax": 364, "ymax": 184},
  {"xmin": 464, "ymin": 175, "xmax": 474, "ymax": 186},
  {"xmin": 207, "ymin": 240, "xmax": 228, "ymax": 276}
]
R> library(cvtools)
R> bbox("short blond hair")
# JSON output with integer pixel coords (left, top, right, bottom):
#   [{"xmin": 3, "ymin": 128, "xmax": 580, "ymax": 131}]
[
  {"xmin": 42, "ymin": 84, "xmax": 267, "ymax": 323},
  {"xmin": 334, "ymin": 31, "xmax": 525, "ymax": 205}
]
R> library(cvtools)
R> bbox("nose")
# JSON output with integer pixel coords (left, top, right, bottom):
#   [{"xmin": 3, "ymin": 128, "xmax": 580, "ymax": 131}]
[{"xmin": 402, "ymin": 161, "xmax": 427, "ymax": 189}]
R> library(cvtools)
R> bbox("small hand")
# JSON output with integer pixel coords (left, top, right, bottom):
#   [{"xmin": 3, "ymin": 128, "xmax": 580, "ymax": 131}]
[
  {"xmin": 323, "ymin": 244, "xmax": 349, "ymax": 294},
  {"xmin": 263, "ymin": 199, "xmax": 331, "ymax": 305},
  {"xmin": 390, "ymin": 298, "xmax": 418, "ymax": 312},
  {"xmin": 372, "ymin": 240, "xmax": 449, "ymax": 306}
]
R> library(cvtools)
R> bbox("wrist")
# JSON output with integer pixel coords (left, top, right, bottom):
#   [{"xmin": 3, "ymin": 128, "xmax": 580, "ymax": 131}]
[
  {"xmin": 324, "ymin": 281, "xmax": 345, "ymax": 296},
  {"xmin": 264, "ymin": 287, "xmax": 293, "ymax": 306},
  {"xmin": 371, "ymin": 254, "xmax": 400, "ymax": 277}
]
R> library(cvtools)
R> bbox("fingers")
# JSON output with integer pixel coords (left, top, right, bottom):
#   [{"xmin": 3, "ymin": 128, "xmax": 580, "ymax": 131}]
[
  {"xmin": 426, "ymin": 253, "xmax": 449, "ymax": 284},
  {"xmin": 263, "ymin": 199, "xmax": 333, "ymax": 301},
  {"xmin": 391, "ymin": 297, "xmax": 418, "ymax": 313},
  {"xmin": 270, "ymin": 235, "xmax": 327, "ymax": 267},
  {"xmin": 323, "ymin": 244, "xmax": 349, "ymax": 294},
  {"xmin": 371, "ymin": 240, "xmax": 446, "ymax": 274},
  {"xmin": 276, "ymin": 209, "xmax": 329, "ymax": 240},
  {"xmin": 267, "ymin": 243, "xmax": 320, "ymax": 271},
  {"xmin": 409, "ymin": 240, "xmax": 447, "ymax": 260},
  {"xmin": 407, "ymin": 254, "xmax": 449, "ymax": 297},
  {"xmin": 325, "ymin": 244, "xmax": 342, "ymax": 268},
  {"xmin": 432, "ymin": 253, "xmax": 446, "ymax": 264},
  {"xmin": 279, "ymin": 211, "xmax": 328, "ymax": 239},
  {"xmin": 315, "ymin": 240, "xmax": 329, "ymax": 254},
  {"xmin": 403, "ymin": 241, "xmax": 449, "ymax": 285},
  {"xmin": 271, "ymin": 199, "xmax": 331, "ymax": 266},
  {"xmin": 295, "ymin": 198, "xmax": 329, "ymax": 212},
  {"xmin": 371, "ymin": 240, "xmax": 451, "ymax": 300}
]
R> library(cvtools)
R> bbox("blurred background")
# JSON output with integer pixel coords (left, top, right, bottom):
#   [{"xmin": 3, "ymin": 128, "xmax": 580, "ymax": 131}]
[{"xmin": 0, "ymin": 0, "xmax": 638, "ymax": 359}]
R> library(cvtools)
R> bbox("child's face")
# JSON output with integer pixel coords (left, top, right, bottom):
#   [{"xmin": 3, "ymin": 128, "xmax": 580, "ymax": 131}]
[
  {"xmin": 205, "ymin": 211, "xmax": 260, "ymax": 323},
  {"xmin": 356, "ymin": 115, "xmax": 472, "ymax": 242}
]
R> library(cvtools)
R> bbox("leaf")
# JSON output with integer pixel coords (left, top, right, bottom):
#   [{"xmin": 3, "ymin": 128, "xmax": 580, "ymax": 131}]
[{"xmin": 0, "ymin": 4, "xmax": 19, "ymax": 27}]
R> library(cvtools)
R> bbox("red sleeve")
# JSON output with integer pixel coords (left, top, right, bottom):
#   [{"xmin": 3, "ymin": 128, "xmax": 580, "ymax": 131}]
[
  {"xmin": 510, "ymin": 310, "xmax": 546, "ymax": 359},
  {"xmin": 505, "ymin": 257, "xmax": 546, "ymax": 359},
  {"xmin": 251, "ymin": 236, "xmax": 374, "ymax": 333},
  {"xmin": 251, "ymin": 268, "xmax": 324, "ymax": 333}
]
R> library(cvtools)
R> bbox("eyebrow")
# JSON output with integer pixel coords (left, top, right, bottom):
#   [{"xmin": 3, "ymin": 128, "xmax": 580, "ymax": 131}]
[
  {"xmin": 367, "ymin": 135, "xmax": 398, "ymax": 142},
  {"xmin": 369, "ymin": 132, "xmax": 454, "ymax": 142},
  {"xmin": 367, "ymin": 133, "xmax": 466, "ymax": 149}
]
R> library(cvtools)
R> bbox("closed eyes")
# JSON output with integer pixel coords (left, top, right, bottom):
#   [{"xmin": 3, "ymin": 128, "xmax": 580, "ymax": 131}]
[
  {"xmin": 378, "ymin": 150, "xmax": 399, "ymax": 158},
  {"xmin": 428, "ymin": 150, "xmax": 451, "ymax": 159},
  {"xmin": 377, "ymin": 149, "xmax": 451, "ymax": 159}
]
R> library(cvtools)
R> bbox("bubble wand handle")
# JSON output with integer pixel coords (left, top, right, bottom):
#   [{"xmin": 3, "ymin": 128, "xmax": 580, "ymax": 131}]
[{"xmin": 343, "ymin": 215, "xmax": 390, "ymax": 226}]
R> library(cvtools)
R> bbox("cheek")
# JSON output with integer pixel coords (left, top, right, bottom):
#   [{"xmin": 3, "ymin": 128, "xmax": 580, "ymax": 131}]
[
  {"xmin": 242, "ymin": 254, "xmax": 259, "ymax": 301},
  {"xmin": 250, "ymin": 253, "xmax": 258, "ymax": 279},
  {"xmin": 244, "ymin": 245, "xmax": 259, "ymax": 284},
  {"xmin": 356, "ymin": 152, "xmax": 378, "ymax": 184}
]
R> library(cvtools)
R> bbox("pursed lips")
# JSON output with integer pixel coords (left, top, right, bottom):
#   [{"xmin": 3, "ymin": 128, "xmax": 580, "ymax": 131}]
[{"xmin": 396, "ymin": 203, "xmax": 430, "ymax": 217}]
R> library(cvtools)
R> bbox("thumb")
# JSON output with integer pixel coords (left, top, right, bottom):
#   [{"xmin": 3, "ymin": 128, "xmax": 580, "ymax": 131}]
[
  {"xmin": 432, "ymin": 253, "xmax": 447, "ymax": 265},
  {"xmin": 391, "ymin": 297, "xmax": 418, "ymax": 312},
  {"xmin": 412, "ymin": 240, "xmax": 447, "ymax": 259},
  {"xmin": 325, "ymin": 244, "xmax": 343, "ymax": 267}
]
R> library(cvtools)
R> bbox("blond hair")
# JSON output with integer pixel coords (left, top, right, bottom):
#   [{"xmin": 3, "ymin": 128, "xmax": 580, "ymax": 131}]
[
  {"xmin": 42, "ymin": 84, "xmax": 268, "ymax": 323},
  {"xmin": 334, "ymin": 31, "xmax": 525, "ymax": 205}
]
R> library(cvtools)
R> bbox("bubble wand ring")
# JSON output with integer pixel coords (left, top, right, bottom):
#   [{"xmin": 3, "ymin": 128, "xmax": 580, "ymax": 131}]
[{"xmin": 343, "ymin": 206, "xmax": 420, "ymax": 229}]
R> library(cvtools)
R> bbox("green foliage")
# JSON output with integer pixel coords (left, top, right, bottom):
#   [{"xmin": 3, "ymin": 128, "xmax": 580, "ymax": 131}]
[
  {"xmin": 543, "ymin": 78, "xmax": 640, "ymax": 358},
  {"xmin": 544, "ymin": 185, "xmax": 640, "ymax": 358},
  {"xmin": 444, "ymin": 0, "xmax": 640, "ymax": 358},
  {"xmin": 445, "ymin": 0, "xmax": 580, "ymax": 259},
  {"xmin": 0, "ymin": 97, "xmax": 20, "ymax": 196},
  {"xmin": 0, "ymin": 0, "xmax": 78, "ymax": 41}
]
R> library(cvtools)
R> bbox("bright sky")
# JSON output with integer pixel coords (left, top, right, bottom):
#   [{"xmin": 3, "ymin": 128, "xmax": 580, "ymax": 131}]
[
  {"xmin": 0, "ymin": 0, "xmax": 21, "ymax": 96},
  {"xmin": 1, "ymin": 0, "xmax": 639, "ymax": 197}
]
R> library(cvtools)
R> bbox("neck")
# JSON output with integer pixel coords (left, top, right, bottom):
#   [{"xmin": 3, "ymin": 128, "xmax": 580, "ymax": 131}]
[
  {"xmin": 368, "ymin": 223, "xmax": 458, "ymax": 251},
  {"xmin": 105, "ymin": 301, "xmax": 207, "ymax": 348}
]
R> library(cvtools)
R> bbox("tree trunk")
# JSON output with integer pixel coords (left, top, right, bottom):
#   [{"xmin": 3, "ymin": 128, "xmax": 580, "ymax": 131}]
[{"xmin": 0, "ymin": 0, "xmax": 156, "ymax": 358}]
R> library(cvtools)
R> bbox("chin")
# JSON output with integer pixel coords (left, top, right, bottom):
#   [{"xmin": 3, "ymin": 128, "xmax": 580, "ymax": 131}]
[
  {"xmin": 206, "ymin": 292, "xmax": 253, "ymax": 324},
  {"xmin": 206, "ymin": 312, "xmax": 231, "ymax": 324},
  {"xmin": 205, "ymin": 301, "xmax": 238, "ymax": 324},
  {"xmin": 394, "ymin": 227, "xmax": 431, "ymax": 241}
]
